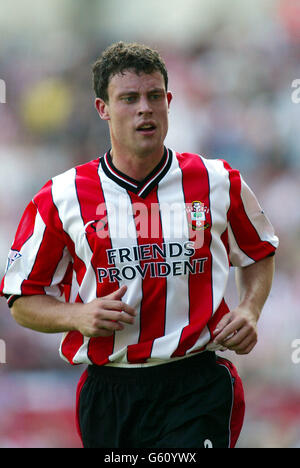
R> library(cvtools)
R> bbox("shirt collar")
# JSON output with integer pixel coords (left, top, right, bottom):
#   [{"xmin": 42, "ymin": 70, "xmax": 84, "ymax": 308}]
[{"xmin": 100, "ymin": 147, "xmax": 172, "ymax": 198}]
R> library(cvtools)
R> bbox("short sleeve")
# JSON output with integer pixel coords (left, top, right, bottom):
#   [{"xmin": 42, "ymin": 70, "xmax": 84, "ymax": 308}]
[
  {"xmin": 226, "ymin": 166, "xmax": 279, "ymax": 267},
  {"xmin": 0, "ymin": 181, "xmax": 73, "ymax": 307}
]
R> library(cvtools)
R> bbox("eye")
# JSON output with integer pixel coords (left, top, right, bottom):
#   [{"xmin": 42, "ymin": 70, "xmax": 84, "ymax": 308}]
[
  {"xmin": 150, "ymin": 93, "xmax": 162, "ymax": 100},
  {"xmin": 122, "ymin": 96, "xmax": 137, "ymax": 103}
]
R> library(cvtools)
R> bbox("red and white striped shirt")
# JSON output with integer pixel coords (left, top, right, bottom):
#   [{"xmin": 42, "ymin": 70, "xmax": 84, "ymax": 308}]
[{"xmin": 0, "ymin": 149, "xmax": 278, "ymax": 366}]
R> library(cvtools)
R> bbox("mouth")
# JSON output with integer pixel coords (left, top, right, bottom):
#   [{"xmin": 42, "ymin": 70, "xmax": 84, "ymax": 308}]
[{"xmin": 136, "ymin": 122, "xmax": 157, "ymax": 135}]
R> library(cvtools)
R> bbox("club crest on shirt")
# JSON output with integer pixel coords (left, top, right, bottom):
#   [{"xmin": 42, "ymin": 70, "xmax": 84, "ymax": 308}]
[
  {"xmin": 186, "ymin": 201, "xmax": 210, "ymax": 231},
  {"xmin": 6, "ymin": 250, "xmax": 22, "ymax": 273}
]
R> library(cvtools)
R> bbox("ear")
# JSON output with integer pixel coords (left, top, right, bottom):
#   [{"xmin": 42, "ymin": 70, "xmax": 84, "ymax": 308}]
[
  {"xmin": 95, "ymin": 98, "xmax": 110, "ymax": 121},
  {"xmin": 167, "ymin": 91, "xmax": 173, "ymax": 109}
]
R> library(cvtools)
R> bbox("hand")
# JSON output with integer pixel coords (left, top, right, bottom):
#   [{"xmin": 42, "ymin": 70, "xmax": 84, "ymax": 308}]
[
  {"xmin": 213, "ymin": 305, "xmax": 259, "ymax": 355},
  {"xmin": 73, "ymin": 285, "xmax": 136, "ymax": 337}
]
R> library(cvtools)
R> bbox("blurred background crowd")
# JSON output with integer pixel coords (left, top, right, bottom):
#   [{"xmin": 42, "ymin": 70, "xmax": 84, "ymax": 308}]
[{"xmin": 0, "ymin": 0, "xmax": 299, "ymax": 448}]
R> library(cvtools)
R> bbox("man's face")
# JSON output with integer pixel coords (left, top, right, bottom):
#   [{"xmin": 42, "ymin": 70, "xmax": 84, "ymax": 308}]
[{"xmin": 96, "ymin": 70, "xmax": 172, "ymax": 158}]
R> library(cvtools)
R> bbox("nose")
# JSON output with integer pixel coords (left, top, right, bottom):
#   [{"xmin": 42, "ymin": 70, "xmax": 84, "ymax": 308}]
[{"xmin": 138, "ymin": 96, "xmax": 152, "ymax": 115}]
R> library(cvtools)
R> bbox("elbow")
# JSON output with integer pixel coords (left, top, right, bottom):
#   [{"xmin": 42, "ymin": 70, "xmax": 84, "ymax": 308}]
[
  {"xmin": 10, "ymin": 296, "xmax": 29, "ymax": 328},
  {"xmin": 11, "ymin": 300, "xmax": 23, "ymax": 326}
]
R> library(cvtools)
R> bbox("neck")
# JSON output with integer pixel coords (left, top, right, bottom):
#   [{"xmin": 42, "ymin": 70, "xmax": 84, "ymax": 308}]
[{"xmin": 110, "ymin": 146, "xmax": 165, "ymax": 182}]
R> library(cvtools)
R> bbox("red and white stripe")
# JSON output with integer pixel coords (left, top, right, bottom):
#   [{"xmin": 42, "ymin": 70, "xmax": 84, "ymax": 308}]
[{"xmin": 0, "ymin": 151, "xmax": 279, "ymax": 366}]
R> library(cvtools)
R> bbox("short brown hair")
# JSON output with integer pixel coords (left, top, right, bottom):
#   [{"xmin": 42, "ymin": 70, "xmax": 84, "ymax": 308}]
[{"xmin": 92, "ymin": 41, "xmax": 168, "ymax": 102}]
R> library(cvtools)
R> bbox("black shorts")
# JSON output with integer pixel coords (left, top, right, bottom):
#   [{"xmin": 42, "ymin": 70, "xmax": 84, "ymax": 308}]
[{"xmin": 76, "ymin": 352, "xmax": 245, "ymax": 449}]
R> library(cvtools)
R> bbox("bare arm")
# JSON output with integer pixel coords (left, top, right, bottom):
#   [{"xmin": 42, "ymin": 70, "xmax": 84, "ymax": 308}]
[
  {"xmin": 213, "ymin": 255, "xmax": 275, "ymax": 354},
  {"xmin": 11, "ymin": 285, "xmax": 136, "ymax": 338}
]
